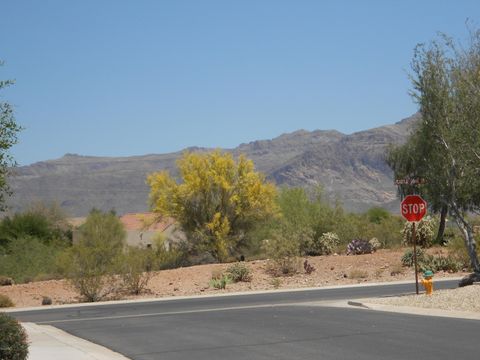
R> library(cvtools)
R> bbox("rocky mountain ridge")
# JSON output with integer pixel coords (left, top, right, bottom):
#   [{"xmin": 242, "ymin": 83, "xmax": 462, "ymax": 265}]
[{"xmin": 7, "ymin": 114, "xmax": 419, "ymax": 216}]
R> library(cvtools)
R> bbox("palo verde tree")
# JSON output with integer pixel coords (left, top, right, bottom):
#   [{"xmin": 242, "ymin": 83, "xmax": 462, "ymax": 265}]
[
  {"xmin": 389, "ymin": 29, "xmax": 480, "ymax": 279},
  {"xmin": 147, "ymin": 151, "xmax": 277, "ymax": 262},
  {"xmin": 0, "ymin": 62, "xmax": 22, "ymax": 211}
]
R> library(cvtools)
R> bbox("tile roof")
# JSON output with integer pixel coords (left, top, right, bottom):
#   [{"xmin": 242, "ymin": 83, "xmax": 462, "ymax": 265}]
[{"xmin": 119, "ymin": 212, "xmax": 175, "ymax": 232}]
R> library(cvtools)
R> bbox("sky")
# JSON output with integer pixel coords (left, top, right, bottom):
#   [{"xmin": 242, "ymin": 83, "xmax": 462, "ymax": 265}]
[{"xmin": 1, "ymin": 0, "xmax": 480, "ymax": 165}]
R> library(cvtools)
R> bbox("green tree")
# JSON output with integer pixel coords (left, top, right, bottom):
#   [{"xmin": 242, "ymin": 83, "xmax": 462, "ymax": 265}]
[
  {"xmin": 147, "ymin": 151, "xmax": 277, "ymax": 262},
  {"xmin": 60, "ymin": 209, "xmax": 126, "ymax": 301},
  {"xmin": 0, "ymin": 62, "xmax": 22, "ymax": 211},
  {"xmin": 389, "ymin": 29, "xmax": 480, "ymax": 279}
]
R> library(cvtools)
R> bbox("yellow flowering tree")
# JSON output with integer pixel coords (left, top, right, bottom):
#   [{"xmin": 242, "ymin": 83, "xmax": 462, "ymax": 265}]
[{"xmin": 147, "ymin": 151, "xmax": 277, "ymax": 261}]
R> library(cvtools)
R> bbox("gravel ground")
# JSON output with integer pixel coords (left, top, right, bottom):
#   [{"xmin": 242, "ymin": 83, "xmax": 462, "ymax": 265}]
[{"xmin": 370, "ymin": 284, "xmax": 480, "ymax": 312}]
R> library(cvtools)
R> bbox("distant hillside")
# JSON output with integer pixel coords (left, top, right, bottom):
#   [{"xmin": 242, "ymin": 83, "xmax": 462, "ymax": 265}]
[{"xmin": 7, "ymin": 114, "xmax": 419, "ymax": 216}]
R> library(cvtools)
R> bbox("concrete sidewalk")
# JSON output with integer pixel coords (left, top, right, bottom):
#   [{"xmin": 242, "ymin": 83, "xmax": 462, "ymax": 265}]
[{"xmin": 23, "ymin": 323, "xmax": 130, "ymax": 360}]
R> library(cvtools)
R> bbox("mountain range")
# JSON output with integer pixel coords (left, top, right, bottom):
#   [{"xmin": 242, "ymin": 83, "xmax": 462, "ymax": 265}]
[{"xmin": 7, "ymin": 114, "xmax": 418, "ymax": 216}]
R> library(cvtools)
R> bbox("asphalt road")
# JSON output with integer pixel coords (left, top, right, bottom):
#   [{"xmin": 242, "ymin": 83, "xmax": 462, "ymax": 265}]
[{"xmin": 10, "ymin": 280, "xmax": 480, "ymax": 360}]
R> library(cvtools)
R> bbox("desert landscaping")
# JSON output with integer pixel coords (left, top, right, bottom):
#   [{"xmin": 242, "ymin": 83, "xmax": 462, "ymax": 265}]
[{"xmin": 0, "ymin": 249, "xmax": 466, "ymax": 309}]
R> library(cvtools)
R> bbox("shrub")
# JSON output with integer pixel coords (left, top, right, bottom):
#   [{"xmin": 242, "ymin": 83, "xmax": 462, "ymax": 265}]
[
  {"xmin": 368, "ymin": 237, "xmax": 381, "ymax": 251},
  {"xmin": 226, "ymin": 263, "xmax": 252, "ymax": 283},
  {"xmin": 120, "ymin": 246, "xmax": 154, "ymax": 295},
  {"xmin": 0, "ymin": 313, "xmax": 28, "ymax": 360},
  {"xmin": 41, "ymin": 296, "xmax": 52, "ymax": 306},
  {"xmin": 420, "ymin": 255, "xmax": 462, "ymax": 273},
  {"xmin": 303, "ymin": 232, "xmax": 340, "ymax": 256},
  {"xmin": 0, "ymin": 236, "xmax": 63, "ymax": 284},
  {"xmin": 346, "ymin": 239, "xmax": 374, "ymax": 255},
  {"xmin": 402, "ymin": 216, "xmax": 436, "ymax": 248},
  {"xmin": 209, "ymin": 274, "xmax": 231, "ymax": 289},
  {"xmin": 401, "ymin": 248, "xmax": 426, "ymax": 267},
  {"xmin": 0, "ymin": 294, "xmax": 14, "ymax": 308},
  {"xmin": 446, "ymin": 235, "xmax": 479, "ymax": 269},
  {"xmin": 303, "ymin": 259, "xmax": 315, "ymax": 274},
  {"xmin": 264, "ymin": 233, "xmax": 301, "ymax": 276},
  {"xmin": 270, "ymin": 278, "xmax": 281, "ymax": 289},
  {"xmin": 348, "ymin": 269, "xmax": 368, "ymax": 279},
  {"xmin": 0, "ymin": 276, "xmax": 14, "ymax": 286},
  {"xmin": 59, "ymin": 210, "xmax": 125, "ymax": 302}
]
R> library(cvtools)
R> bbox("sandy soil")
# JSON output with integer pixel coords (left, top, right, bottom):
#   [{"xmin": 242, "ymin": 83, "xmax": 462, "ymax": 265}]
[{"xmin": 0, "ymin": 249, "xmax": 465, "ymax": 308}]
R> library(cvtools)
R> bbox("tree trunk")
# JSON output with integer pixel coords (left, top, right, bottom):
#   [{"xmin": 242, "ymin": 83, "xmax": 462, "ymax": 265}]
[
  {"xmin": 451, "ymin": 207, "xmax": 480, "ymax": 274},
  {"xmin": 435, "ymin": 205, "xmax": 448, "ymax": 245}
]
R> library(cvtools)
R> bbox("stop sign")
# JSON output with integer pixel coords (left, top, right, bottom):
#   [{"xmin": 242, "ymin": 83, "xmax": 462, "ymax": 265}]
[{"xmin": 401, "ymin": 195, "xmax": 427, "ymax": 222}]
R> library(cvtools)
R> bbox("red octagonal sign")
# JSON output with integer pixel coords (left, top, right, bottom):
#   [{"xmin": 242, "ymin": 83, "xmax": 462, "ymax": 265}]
[{"xmin": 401, "ymin": 195, "xmax": 427, "ymax": 222}]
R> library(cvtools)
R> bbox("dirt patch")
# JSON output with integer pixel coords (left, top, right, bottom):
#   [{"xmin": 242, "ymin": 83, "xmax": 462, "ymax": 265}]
[{"xmin": 0, "ymin": 249, "xmax": 465, "ymax": 308}]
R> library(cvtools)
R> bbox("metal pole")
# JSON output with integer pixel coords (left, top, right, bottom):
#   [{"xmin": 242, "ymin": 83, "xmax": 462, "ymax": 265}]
[{"xmin": 412, "ymin": 221, "xmax": 419, "ymax": 295}]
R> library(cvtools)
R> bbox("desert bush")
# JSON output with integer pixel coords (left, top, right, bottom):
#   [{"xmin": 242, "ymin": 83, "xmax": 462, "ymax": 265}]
[
  {"xmin": 59, "ymin": 210, "xmax": 125, "ymax": 302},
  {"xmin": 264, "ymin": 233, "xmax": 301, "ymax": 276},
  {"xmin": 368, "ymin": 237, "xmax": 381, "ymax": 251},
  {"xmin": 401, "ymin": 248, "xmax": 426, "ymax": 267},
  {"xmin": 0, "ymin": 313, "xmax": 28, "ymax": 360},
  {"xmin": 390, "ymin": 264, "xmax": 404, "ymax": 276},
  {"xmin": 402, "ymin": 216, "xmax": 436, "ymax": 248},
  {"xmin": 303, "ymin": 232, "xmax": 339, "ymax": 256},
  {"xmin": 0, "ymin": 202, "xmax": 72, "ymax": 249},
  {"xmin": 346, "ymin": 239, "xmax": 374, "ymax": 255},
  {"xmin": 41, "ymin": 296, "xmax": 52, "ymax": 306},
  {"xmin": 0, "ymin": 294, "xmax": 14, "ymax": 308},
  {"xmin": 419, "ymin": 254, "xmax": 462, "ymax": 273},
  {"xmin": 209, "ymin": 274, "xmax": 231, "ymax": 289},
  {"xmin": 270, "ymin": 278, "xmax": 281, "ymax": 289},
  {"xmin": 120, "ymin": 246, "xmax": 154, "ymax": 295},
  {"xmin": 366, "ymin": 207, "xmax": 390, "ymax": 224},
  {"xmin": 348, "ymin": 269, "xmax": 368, "ymax": 279},
  {"xmin": 152, "ymin": 235, "xmax": 190, "ymax": 270},
  {"xmin": 0, "ymin": 236, "xmax": 62, "ymax": 284},
  {"xmin": 0, "ymin": 276, "xmax": 14, "ymax": 286},
  {"xmin": 446, "ymin": 235, "xmax": 479, "ymax": 269},
  {"xmin": 226, "ymin": 262, "xmax": 252, "ymax": 282},
  {"xmin": 303, "ymin": 259, "xmax": 315, "ymax": 274}
]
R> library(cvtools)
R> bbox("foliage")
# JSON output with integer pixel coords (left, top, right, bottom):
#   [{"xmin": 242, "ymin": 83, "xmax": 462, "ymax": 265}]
[
  {"xmin": 225, "ymin": 262, "xmax": 252, "ymax": 282},
  {"xmin": 0, "ymin": 294, "xmax": 14, "ymax": 308},
  {"xmin": 59, "ymin": 210, "xmax": 125, "ymax": 302},
  {"xmin": 366, "ymin": 207, "xmax": 390, "ymax": 224},
  {"xmin": 209, "ymin": 274, "xmax": 231, "ymax": 289},
  {"xmin": 148, "ymin": 150, "xmax": 277, "ymax": 262},
  {"xmin": 0, "ymin": 312, "xmax": 28, "ymax": 360},
  {"xmin": 119, "ymin": 246, "xmax": 153, "ymax": 295},
  {"xmin": 0, "ymin": 236, "xmax": 63, "ymax": 283},
  {"xmin": 401, "ymin": 248, "xmax": 426, "ymax": 267},
  {"xmin": 0, "ymin": 203, "xmax": 72, "ymax": 250},
  {"xmin": 303, "ymin": 231, "xmax": 339, "ymax": 256},
  {"xmin": 151, "ymin": 235, "xmax": 190, "ymax": 270},
  {"xmin": 263, "ymin": 232, "xmax": 301, "ymax": 276},
  {"xmin": 388, "ymin": 28, "xmax": 480, "ymax": 274},
  {"xmin": 303, "ymin": 259, "xmax": 315, "ymax": 274},
  {"xmin": 0, "ymin": 276, "xmax": 13, "ymax": 286},
  {"xmin": 402, "ymin": 216, "xmax": 436, "ymax": 248},
  {"xmin": 368, "ymin": 237, "xmax": 381, "ymax": 251},
  {"xmin": 348, "ymin": 269, "xmax": 368, "ymax": 279},
  {"xmin": 0, "ymin": 63, "xmax": 22, "ymax": 212},
  {"xmin": 446, "ymin": 235, "xmax": 479, "ymax": 269},
  {"xmin": 41, "ymin": 296, "xmax": 52, "ymax": 306},
  {"xmin": 420, "ymin": 255, "xmax": 462, "ymax": 273},
  {"xmin": 346, "ymin": 239, "xmax": 374, "ymax": 255}
]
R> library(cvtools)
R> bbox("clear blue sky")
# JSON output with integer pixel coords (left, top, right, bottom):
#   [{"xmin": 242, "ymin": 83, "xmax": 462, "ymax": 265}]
[{"xmin": 1, "ymin": 0, "xmax": 479, "ymax": 165}]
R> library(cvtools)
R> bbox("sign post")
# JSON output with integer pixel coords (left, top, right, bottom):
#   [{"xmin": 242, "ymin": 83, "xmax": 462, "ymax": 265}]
[{"xmin": 400, "ymin": 195, "xmax": 427, "ymax": 295}]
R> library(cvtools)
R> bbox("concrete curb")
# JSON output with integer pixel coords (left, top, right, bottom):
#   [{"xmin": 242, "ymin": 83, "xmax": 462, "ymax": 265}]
[
  {"xmin": 22, "ymin": 322, "xmax": 131, "ymax": 360},
  {"xmin": 347, "ymin": 299, "xmax": 480, "ymax": 321},
  {"xmin": 3, "ymin": 277, "xmax": 463, "ymax": 313}
]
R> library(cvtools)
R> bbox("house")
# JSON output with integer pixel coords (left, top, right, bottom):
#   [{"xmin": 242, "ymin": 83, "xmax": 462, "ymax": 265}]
[
  {"xmin": 119, "ymin": 212, "xmax": 186, "ymax": 249},
  {"xmin": 71, "ymin": 212, "xmax": 186, "ymax": 249}
]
